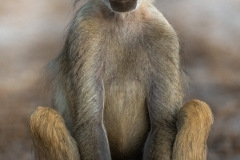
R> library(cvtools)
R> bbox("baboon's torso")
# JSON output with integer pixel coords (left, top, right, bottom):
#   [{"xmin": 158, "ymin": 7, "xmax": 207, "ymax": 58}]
[
  {"xmin": 102, "ymin": 19, "xmax": 151, "ymax": 156},
  {"xmin": 53, "ymin": 3, "xmax": 179, "ymax": 159}
]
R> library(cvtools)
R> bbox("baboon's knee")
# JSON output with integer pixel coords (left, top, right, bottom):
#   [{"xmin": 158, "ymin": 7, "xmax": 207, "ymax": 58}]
[
  {"xmin": 176, "ymin": 99, "xmax": 214, "ymax": 132},
  {"xmin": 29, "ymin": 107, "xmax": 79, "ymax": 160},
  {"xmin": 172, "ymin": 100, "xmax": 214, "ymax": 160}
]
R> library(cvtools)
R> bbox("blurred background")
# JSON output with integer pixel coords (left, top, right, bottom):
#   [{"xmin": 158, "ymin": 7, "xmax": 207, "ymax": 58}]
[{"xmin": 0, "ymin": 0, "xmax": 239, "ymax": 159}]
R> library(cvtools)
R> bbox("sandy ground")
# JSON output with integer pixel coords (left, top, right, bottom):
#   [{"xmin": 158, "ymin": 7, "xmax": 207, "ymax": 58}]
[{"xmin": 0, "ymin": 0, "xmax": 239, "ymax": 159}]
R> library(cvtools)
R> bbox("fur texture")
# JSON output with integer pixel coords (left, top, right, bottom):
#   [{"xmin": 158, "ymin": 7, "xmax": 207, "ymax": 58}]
[{"xmin": 29, "ymin": 0, "xmax": 213, "ymax": 159}]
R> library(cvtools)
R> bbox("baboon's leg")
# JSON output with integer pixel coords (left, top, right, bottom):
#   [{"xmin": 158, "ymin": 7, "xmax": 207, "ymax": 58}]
[
  {"xmin": 29, "ymin": 107, "xmax": 80, "ymax": 160},
  {"xmin": 172, "ymin": 100, "xmax": 214, "ymax": 160}
]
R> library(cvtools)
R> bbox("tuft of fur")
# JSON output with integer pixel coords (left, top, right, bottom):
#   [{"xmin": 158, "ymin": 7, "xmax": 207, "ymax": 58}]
[
  {"xmin": 29, "ymin": 107, "xmax": 80, "ymax": 160},
  {"xmin": 172, "ymin": 99, "xmax": 214, "ymax": 160}
]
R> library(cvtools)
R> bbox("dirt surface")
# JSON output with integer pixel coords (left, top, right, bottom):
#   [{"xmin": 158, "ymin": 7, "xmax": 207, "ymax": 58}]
[{"xmin": 0, "ymin": 0, "xmax": 239, "ymax": 159}]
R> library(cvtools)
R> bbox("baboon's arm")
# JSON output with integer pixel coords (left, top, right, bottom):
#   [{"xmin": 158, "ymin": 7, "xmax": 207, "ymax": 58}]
[
  {"xmin": 172, "ymin": 99, "xmax": 214, "ymax": 160},
  {"xmin": 59, "ymin": 11, "xmax": 112, "ymax": 159},
  {"xmin": 143, "ymin": 28, "xmax": 183, "ymax": 160}
]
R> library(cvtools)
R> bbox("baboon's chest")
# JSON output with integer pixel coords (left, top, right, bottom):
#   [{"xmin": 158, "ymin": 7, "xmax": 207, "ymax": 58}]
[
  {"xmin": 102, "ymin": 43, "xmax": 150, "ymax": 153},
  {"xmin": 103, "ymin": 79, "xmax": 150, "ymax": 154},
  {"xmin": 102, "ymin": 37, "xmax": 149, "ymax": 82}
]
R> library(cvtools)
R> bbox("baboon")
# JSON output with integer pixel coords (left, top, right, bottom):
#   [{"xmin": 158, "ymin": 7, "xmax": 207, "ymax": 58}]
[{"xmin": 29, "ymin": 0, "xmax": 214, "ymax": 160}]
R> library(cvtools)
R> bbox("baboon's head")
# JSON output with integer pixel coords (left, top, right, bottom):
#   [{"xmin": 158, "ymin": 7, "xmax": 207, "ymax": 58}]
[{"xmin": 107, "ymin": 0, "xmax": 142, "ymax": 12}]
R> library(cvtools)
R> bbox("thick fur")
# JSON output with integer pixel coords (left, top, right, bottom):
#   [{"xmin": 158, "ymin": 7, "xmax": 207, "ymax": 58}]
[
  {"xmin": 30, "ymin": 0, "xmax": 213, "ymax": 159},
  {"xmin": 172, "ymin": 100, "xmax": 214, "ymax": 160},
  {"xmin": 29, "ymin": 107, "xmax": 80, "ymax": 160}
]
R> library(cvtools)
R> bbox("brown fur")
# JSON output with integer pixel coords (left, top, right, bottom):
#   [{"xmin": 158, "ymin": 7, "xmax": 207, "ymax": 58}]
[
  {"xmin": 29, "ymin": 0, "xmax": 213, "ymax": 159},
  {"xmin": 29, "ymin": 107, "xmax": 79, "ymax": 160},
  {"xmin": 172, "ymin": 100, "xmax": 214, "ymax": 160}
]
